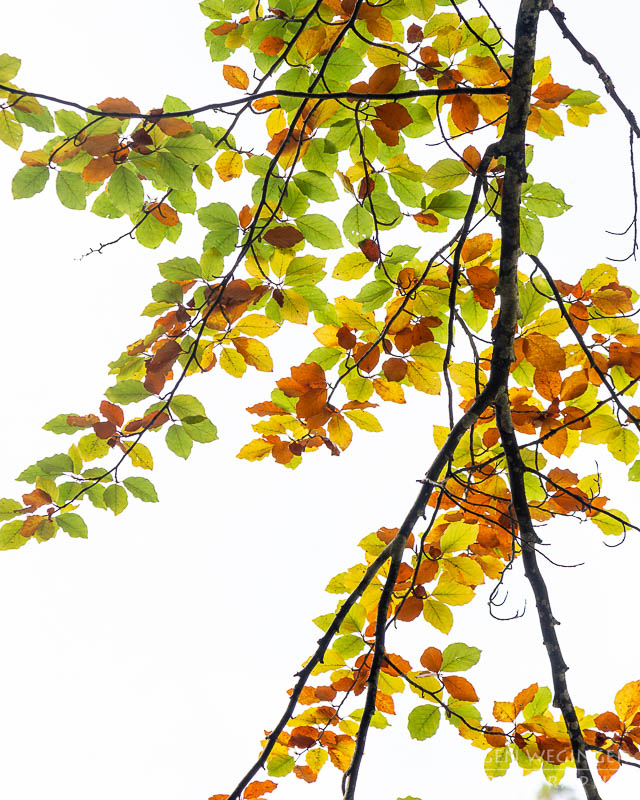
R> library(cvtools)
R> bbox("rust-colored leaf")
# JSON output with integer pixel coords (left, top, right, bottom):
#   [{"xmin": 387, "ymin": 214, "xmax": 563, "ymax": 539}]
[
  {"xmin": 94, "ymin": 420, "xmax": 117, "ymax": 440},
  {"xmin": 223, "ymin": 65, "xmax": 250, "ymax": 90},
  {"xmin": 122, "ymin": 411, "xmax": 169, "ymax": 435},
  {"xmin": 352, "ymin": 343, "xmax": 380, "ymax": 373},
  {"xmin": 259, "ymin": 36, "xmax": 285, "ymax": 55},
  {"xmin": 337, "ymin": 326, "xmax": 357, "ymax": 350},
  {"xmin": 597, "ymin": 752, "xmax": 620, "ymax": 783},
  {"xmin": 375, "ymin": 103, "xmax": 413, "ymax": 131},
  {"xmin": 210, "ymin": 22, "xmax": 237, "ymax": 35},
  {"xmin": 443, "ymin": 675, "xmax": 479, "ymax": 702},
  {"xmin": 100, "ymin": 400, "xmax": 124, "ymax": 427},
  {"xmin": 395, "ymin": 595, "xmax": 423, "ymax": 621},
  {"xmin": 595, "ymin": 711, "xmax": 623, "ymax": 732},
  {"xmin": 451, "ymin": 94, "xmax": 479, "ymax": 132},
  {"xmin": 533, "ymin": 81, "xmax": 573, "ymax": 107},
  {"xmin": 371, "ymin": 118, "xmax": 399, "ymax": 146},
  {"xmin": 67, "ymin": 414, "xmax": 100, "ymax": 428},
  {"xmin": 82, "ymin": 133, "xmax": 119, "ymax": 156},
  {"xmin": 413, "ymin": 212, "xmax": 438, "ymax": 226},
  {"xmin": 358, "ymin": 238, "xmax": 380, "ymax": 261},
  {"xmin": 293, "ymin": 765, "xmax": 317, "ymax": 783},
  {"xmin": 369, "ymin": 64, "xmax": 401, "ymax": 94},
  {"xmin": 484, "ymin": 726, "xmax": 507, "ymax": 747},
  {"xmin": 513, "ymin": 683, "xmax": 538, "ymax": 714},
  {"xmin": 20, "ymin": 515, "xmax": 46, "ymax": 538},
  {"xmin": 534, "ymin": 369, "xmax": 562, "ymax": 401},
  {"xmin": 407, "ymin": 23, "xmax": 424, "ymax": 43},
  {"xmin": 239, "ymin": 204, "xmax": 252, "ymax": 229},
  {"xmin": 156, "ymin": 116, "xmax": 193, "ymax": 137},
  {"xmin": 462, "ymin": 145, "xmax": 482, "ymax": 173},
  {"xmin": 296, "ymin": 388, "xmax": 328, "ymax": 419},
  {"xmin": 382, "ymin": 357, "xmax": 407, "ymax": 382},
  {"xmin": 560, "ymin": 371, "xmax": 588, "ymax": 402},
  {"xmin": 264, "ymin": 225, "xmax": 304, "ymax": 249}
]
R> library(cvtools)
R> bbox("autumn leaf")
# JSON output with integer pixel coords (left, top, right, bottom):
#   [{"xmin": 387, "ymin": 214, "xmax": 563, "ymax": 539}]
[
  {"xmin": 97, "ymin": 97, "xmax": 141, "ymax": 118},
  {"xmin": 223, "ymin": 65, "xmax": 250, "ymax": 90}
]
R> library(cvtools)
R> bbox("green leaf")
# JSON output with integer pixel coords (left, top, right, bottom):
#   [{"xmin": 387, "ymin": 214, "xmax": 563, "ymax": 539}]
[
  {"xmin": 293, "ymin": 171, "xmax": 338, "ymax": 203},
  {"xmin": 440, "ymin": 642, "xmax": 481, "ymax": 672},
  {"xmin": 56, "ymin": 171, "xmax": 86, "ymax": 210},
  {"xmin": 0, "ymin": 520, "xmax": 28, "ymax": 551},
  {"xmin": 484, "ymin": 747, "xmax": 511, "ymax": 779},
  {"xmin": 520, "ymin": 209, "xmax": 544, "ymax": 255},
  {"xmin": 43, "ymin": 413, "xmax": 82, "ymax": 435},
  {"xmin": 12, "ymin": 165, "xmax": 49, "ymax": 199},
  {"xmin": 156, "ymin": 151, "xmax": 194, "ymax": 189},
  {"xmin": 182, "ymin": 416, "xmax": 218, "ymax": 443},
  {"xmin": 0, "ymin": 109, "xmax": 22, "ymax": 149},
  {"xmin": 105, "ymin": 380, "xmax": 151, "ymax": 405},
  {"xmin": 296, "ymin": 214, "xmax": 343, "ymax": 249},
  {"xmin": 523, "ymin": 181, "xmax": 571, "ymax": 217},
  {"xmin": 104, "ymin": 484, "xmax": 128, "ymax": 515},
  {"xmin": 267, "ymin": 753, "xmax": 295, "ymax": 777},
  {"xmin": 152, "ymin": 280, "xmax": 183, "ymax": 304},
  {"xmin": 166, "ymin": 424, "xmax": 193, "ymax": 459},
  {"xmin": 165, "ymin": 133, "xmax": 216, "ymax": 164},
  {"xmin": 18, "ymin": 454, "xmax": 74, "ymax": 482},
  {"xmin": 14, "ymin": 106, "xmax": 54, "ymax": 133},
  {"xmin": 333, "ymin": 252, "xmax": 372, "ymax": 281},
  {"xmin": 427, "ymin": 190, "xmax": 471, "ymax": 219},
  {"xmin": 0, "ymin": 499, "xmax": 22, "ymax": 522},
  {"xmin": 629, "ymin": 460, "xmax": 640, "ymax": 482},
  {"xmin": 343, "ymin": 204, "xmax": 374, "ymax": 246},
  {"xmin": 305, "ymin": 347, "xmax": 343, "ymax": 370},
  {"xmin": 57, "ymin": 513, "xmax": 89, "ymax": 539},
  {"xmin": 0, "ymin": 53, "xmax": 21, "ymax": 82},
  {"xmin": 108, "ymin": 165, "xmax": 144, "ymax": 216},
  {"xmin": 524, "ymin": 686, "xmax": 551, "ymax": 719},
  {"xmin": 439, "ymin": 521, "xmax": 478, "ymax": 554},
  {"xmin": 198, "ymin": 202, "xmax": 239, "ymax": 255},
  {"xmin": 158, "ymin": 256, "xmax": 202, "ymax": 281},
  {"xmin": 55, "ymin": 109, "xmax": 86, "ymax": 136},
  {"xmin": 407, "ymin": 705, "xmax": 441, "ymax": 740},
  {"xmin": 123, "ymin": 477, "xmax": 159, "ymax": 503},
  {"xmin": 355, "ymin": 281, "xmax": 394, "ymax": 312},
  {"xmin": 424, "ymin": 158, "xmax": 469, "ymax": 190},
  {"xmin": 92, "ymin": 191, "xmax": 124, "ymax": 219},
  {"xmin": 170, "ymin": 394, "xmax": 206, "ymax": 420}
]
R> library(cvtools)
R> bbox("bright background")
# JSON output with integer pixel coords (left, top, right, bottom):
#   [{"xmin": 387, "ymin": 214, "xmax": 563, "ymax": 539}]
[{"xmin": 1, "ymin": 2, "xmax": 639, "ymax": 799}]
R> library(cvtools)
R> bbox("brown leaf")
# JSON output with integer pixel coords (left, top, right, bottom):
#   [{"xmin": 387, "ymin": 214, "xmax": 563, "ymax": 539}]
[
  {"xmin": 22, "ymin": 488, "xmax": 51, "ymax": 509},
  {"xmin": 352, "ymin": 343, "xmax": 380, "ymax": 373},
  {"xmin": 210, "ymin": 22, "xmax": 237, "ymax": 35},
  {"xmin": 97, "ymin": 97, "xmax": 141, "ymax": 119},
  {"xmin": 407, "ymin": 23, "xmax": 424, "ymax": 43},
  {"xmin": 67, "ymin": 414, "xmax": 100, "ymax": 428},
  {"xmin": 19, "ymin": 515, "xmax": 46, "ymax": 538},
  {"xmin": 369, "ymin": 64, "xmax": 401, "ymax": 94},
  {"xmin": 382, "ymin": 357, "xmax": 407, "ymax": 382},
  {"xmin": 337, "ymin": 326, "xmax": 357, "ymax": 350},
  {"xmin": 420, "ymin": 646, "xmax": 443, "ymax": 672},
  {"xmin": 147, "ymin": 339, "xmax": 182, "ymax": 373},
  {"xmin": 484, "ymin": 726, "xmax": 507, "ymax": 747},
  {"xmin": 223, "ymin": 65, "xmax": 250, "ymax": 90},
  {"xmin": 156, "ymin": 117, "xmax": 193, "ymax": 137},
  {"xmin": 375, "ymin": 102, "xmax": 413, "ymax": 131},
  {"xmin": 263, "ymin": 225, "xmax": 304, "ymax": 249},
  {"xmin": 296, "ymin": 388, "xmax": 328, "ymax": 419},
  {"xmin": 122, "ymin": 411, "xmax": 170, "ymax": 435},
  {"xmin": 443, "ymin": 675, "xmax": 479, "ymax": 702},
  {"xmin": 82, "ymin": 133, "xmax": 119, "ymax": 156},
  {"xmin": 462, "ymin": 144, "xmax": 482, "ymax": 173},
  {"xmin": 395, "ymin": 595, "xmax": 423, "ymax": 622},
  {"xmin": 94, "ymin": 420, "xmax": 117, "ymax": 440}
]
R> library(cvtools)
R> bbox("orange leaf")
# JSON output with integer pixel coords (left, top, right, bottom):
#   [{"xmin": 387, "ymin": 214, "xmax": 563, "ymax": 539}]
[
  {"xmin": 223, "ymin": 65, "xmax": 250, "ymax": 90},
  {"xmin": 462, "ymin": 145, "xmax": 482, "ymax": 173},
  {"xmin": 420, "ymin": 646, "xmax": 443, "ymax": 673},
  {"xmin": 395, "ymin": 595, "xmax": 423, "ymax": 622},
  {"xmin": 293, "ymin": 765, "xmax": 317, "ymax": 783},
  {"xmin": 358, "ymin": 238, "xmax": 380, "ymax": 262},
  {"xmin": 239, "ymin": 205, "xmax": 252, "ymax": 229},
  {"xmin": 484, "ymin": 726, "xmax": 507, "ymax": 747},
  {"xmin": 20, "ymin": 515, "xmax": 46, "ymax": 538},
  {"xmin": 443, "ymin": 676, "xmax": 478, "ymax": 702},
  {"xmin": 534, "ymin": 370, "xmax": 562, "ymax": 402},
  {"xmin": 82, "ymin": 156, "xmax": 118, "ymax": 183},
  {"xmin": 594, "ymin": 712, "xmax": 623, "ymax": 732},
  {"xmin": 259, "ymin": 36, "xmax": 285, "ymax": 55},
  {"xmin": 369, "ymin": 64, "xmax": 401, "ymax": 94},
  {"xmin": 253, "ymin": 97, "xmax": 280, "ymax": 111},
  {"xmin": 244, "ymin": 779, "xmax": 277, "ymax": 798},
  {"xmin": 375, "ymin": 103, "xmax": 413, "ymax": 131},
  {"xmin": 149, "ymin": 203, "xmax": 180, "ymax": 226},
  {"xmin": 97, "ymin": 97, "xmax": 141, "ymax": 119},
  {"xmin": 462, "ymin": 233, "xmax": 493, "ymax": 262},
  {"xmin": 514, "ymin": 683, "xmax": 538, "ymax": 714},
  {"xmin": 413, "ymin": 212, "xmax": 438, "ymax": 226},
  {"xmin": 210, "ymin": 22, "xmax": 237, "ymax": 35},
  {"xmin": 375, "ymin": 691, "xmax": 395, "ymax": 714},
  {"xmin": 560, "ymin": 371, "xmax": 588, "ymax": 402},
  {"xmin": 522, "ymin": 333, "xmax": 566, "ymax": 371},
  {"xmin": 597, "ymin": 753, "xmax": 620, "ymax": 783},
  {"xmin": 296, "ymin": 388, "xmax": 328, "ymax": 419},
  {"xmin": 352, "ymin": 343, "xmax": 380, "ymax": 373},
  {"xmin": 451, "ymin": 94, "xmax": 479, "ymax": 132}
]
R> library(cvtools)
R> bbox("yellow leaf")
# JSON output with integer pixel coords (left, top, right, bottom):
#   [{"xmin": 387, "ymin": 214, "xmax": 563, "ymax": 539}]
[
  {"xmin": 128, "ymin": 443, "xmax": 153, "ymax": 470},
  {"xmin": 406, "ymin": 361, "xmax": 441, "ymax": 394},
  {"xmin": 314, "ymin": 325, "xmax": 340, "ymax": 347},
  {"xmin": 526, "ymin": 308, "xmax": 567, "ymax": 337},
  {"xmin": 614, "ymin": 680, "xmax": 640, "ymax": 723},
  {"xmin": 581, "ymin": 263, "xmax": 617, "ymax": 293},
  {"xmin": 296, "ymin": 29, "xmax": 326, "ymax": 61},
  {"xmin": 234, "ymin": 314, "xmax": 280, "ymax": 338},
  {"xmin": 446, "ymin": 555, "xmax": 485, "ymax": 586},
  {"xmin": 335, "ymin": 297, "xmax": 379, "ymax": 334},
  {"xmin": 537, "ymin": 107, "xmax": 564, "ymax": 138},
  {"xmin": 432, "ymin": 577, "xmax": 475, "ymax": 606},
  {"xmin": 237, "ymin": 438, "xmax": 273, "ymax": 461},
  {"xmin": 306, "ymin": 749, "xmax": 328, "ymax": 773},
  {"xmin": 215, "ymin": 151, "xmax": 243, "ymax": 182},
  {"xmin": 328, "ymin": 415, "xmax": 352, "ymax": 451},
  {"xmin": 236, "ymin": 338, "xmax": 273, "ymax": 372},
  {"xmin": 422, "ymin": 597, "xmax": 453, "ymax": 634},
  {"xmin": 440, "ymin": 522, "xmax": 478, "ymax": 554},
  {"xmin": 333, "ymin": 253, "xmax": 371, "ymax": 281},
  {"xmin": 266, "ymin": 108, "xmax": 287, "ymax": 138},
  {"xmin": 607, "ymin": 428, "xmax": 639, "ymax": 464},
  {"xmin": 220, "ymin": 347, "xmax": 247, "ymax": 377},
  {"xmin": 372, "ymin": 377, "xmax": 405, "ymax": 404},
  {"xmin": 344, "ymin": 410, "xmax": 382, "ymax": 432},
  {"xmin": 280, "ymin": 289, "xmax": 308, "ymax": 324},
  {"xmin": 493, "ymin": 701, "xmax": 517, "ymax": 722}
]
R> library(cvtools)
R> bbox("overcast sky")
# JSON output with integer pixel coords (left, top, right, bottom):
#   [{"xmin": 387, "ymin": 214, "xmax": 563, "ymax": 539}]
[{"xmin": 1, "ymin": 3, "xmax": 639, "ymax": 799}]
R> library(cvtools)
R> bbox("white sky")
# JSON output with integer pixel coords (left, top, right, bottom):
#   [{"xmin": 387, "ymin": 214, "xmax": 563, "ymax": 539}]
[{"xmin": 1, "ymin": 2, "xmax": 639, "ymax": 799}]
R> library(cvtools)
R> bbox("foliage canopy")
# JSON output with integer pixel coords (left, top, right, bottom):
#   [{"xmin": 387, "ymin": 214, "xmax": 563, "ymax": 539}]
[{"xmin": 1, "ymin": 1, "xmax": 640, "ymax": 799}]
